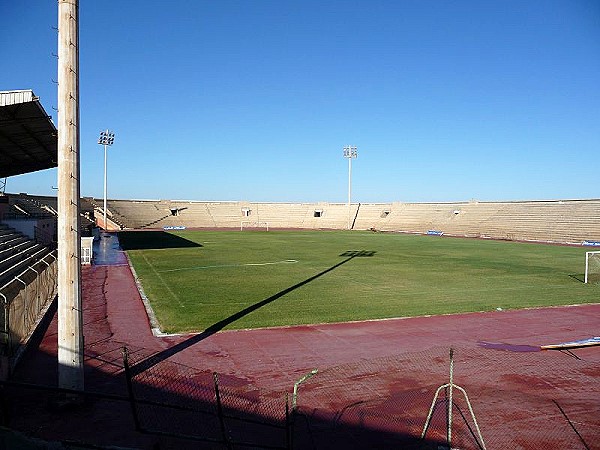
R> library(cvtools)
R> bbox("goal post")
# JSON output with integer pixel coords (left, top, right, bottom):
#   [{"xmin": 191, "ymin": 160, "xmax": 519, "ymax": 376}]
[
  {"xmin": 240, "ymin": 221, "xmax": 269, "ymax": 231},
  {"xmin": 584, "ymin": 251, "xmax": 600, "ymax": 284}
]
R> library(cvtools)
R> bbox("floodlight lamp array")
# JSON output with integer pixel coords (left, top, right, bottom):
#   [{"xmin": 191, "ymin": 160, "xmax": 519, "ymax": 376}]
[
  {"xmin": 98, "ymin": 130, "xmax": 115, "ymax": 146},
  {"xmin": 343, "ymin": 145, "xmax": 357, "ymax": 159}
]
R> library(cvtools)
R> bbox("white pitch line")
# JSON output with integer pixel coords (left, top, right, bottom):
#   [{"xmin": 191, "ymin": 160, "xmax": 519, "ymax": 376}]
[
  {"xmin": 160, "ymin": 259, "xmax": 298, "ymax": 273},
  {"xmin": 141, "ymin": 253, "xmax": 186, "ymax": 308}
]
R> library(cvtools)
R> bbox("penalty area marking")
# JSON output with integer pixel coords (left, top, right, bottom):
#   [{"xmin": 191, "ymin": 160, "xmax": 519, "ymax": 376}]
[{"xmin": 160, "ymin": 259, "xmax": 298, "ymax": 273}]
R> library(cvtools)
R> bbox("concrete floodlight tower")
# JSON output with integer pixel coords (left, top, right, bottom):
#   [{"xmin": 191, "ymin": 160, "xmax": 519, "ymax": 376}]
[
  {"xmin": 343, "ymin": 145, "xmax": 357, "ymax": 230},
  {"xmin": 57, "ymin": 0, "xmax": 84, "ymax": 391},
  {"xmin": 98, "ymin": 130, "xmax": 115, "ymax": 230}
]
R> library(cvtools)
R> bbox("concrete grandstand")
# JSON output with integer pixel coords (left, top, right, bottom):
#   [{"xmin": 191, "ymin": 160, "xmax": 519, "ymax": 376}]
[{"xmin": 87, "ymin": 196, "xmax": 600, "ymax": 245}]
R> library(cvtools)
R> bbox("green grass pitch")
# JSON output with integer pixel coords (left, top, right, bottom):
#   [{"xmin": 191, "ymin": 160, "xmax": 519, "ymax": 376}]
[{"xmin": 120, "ymin": 230, "xmax": 599, "ymax": 334}]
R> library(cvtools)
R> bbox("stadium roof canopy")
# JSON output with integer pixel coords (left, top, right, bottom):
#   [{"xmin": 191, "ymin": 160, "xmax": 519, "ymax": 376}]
[{"xmin": 0, "ymin": 90, "xmax": 58, "ymax": 178}]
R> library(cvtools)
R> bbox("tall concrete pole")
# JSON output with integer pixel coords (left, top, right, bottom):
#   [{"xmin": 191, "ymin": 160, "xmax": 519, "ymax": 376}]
[
  {"xmin": 343, "ymin": 145, "xmax": 357, "ymax": 230},
  {"xmin": 98, "ymin": 129, "xmax": 115, "ymax": 230},
  {"xmin": 103, "ymin": 142, "xmax": 107, "ymax": 229},
  {"xmin": 57, "ymin": 0, "xmax": 84, "ymax": 391},
  {"xmin": 348, "ymin": 155, "xmax": 352, "ymax": 230}
]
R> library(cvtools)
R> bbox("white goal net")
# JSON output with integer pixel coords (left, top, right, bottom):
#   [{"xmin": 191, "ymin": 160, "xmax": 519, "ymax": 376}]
[
  {"xmin": 240, "ymin": 221, "xmax": 269, "ymax": 231},
  {"xmin": 585, "ymin": 251, "xmax": 600, "ymax": 284}
]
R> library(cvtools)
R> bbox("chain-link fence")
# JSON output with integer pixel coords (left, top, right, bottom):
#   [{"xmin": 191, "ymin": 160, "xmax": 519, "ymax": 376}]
[
  {"xmin": 3, "ymin": 342, "xmax": 599, "ymax": 449},
  {"xmin": 123, "ymin": 346, "xmax": 291, "ymax": 449},
  {"xmin": 293, "ymin": 345, "xmax": 600, "ymax": 449},
  {"xmin": 118, "ymin": 344, "xmax": 600, "ymax": 449}
]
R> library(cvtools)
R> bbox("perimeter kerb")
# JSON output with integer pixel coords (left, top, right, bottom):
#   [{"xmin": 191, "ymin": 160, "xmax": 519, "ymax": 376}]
[{"xmin": 57, "ymin": 0, "xmax": 84, "ymax": 392}]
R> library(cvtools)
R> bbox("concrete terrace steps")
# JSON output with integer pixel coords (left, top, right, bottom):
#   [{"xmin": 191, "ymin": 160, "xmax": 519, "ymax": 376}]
[
  {"xmin": 7, "ymin": 195, "xmax": 599, "ymax": 244},
  {"xmin": 94, "ymin": 198, "xmax": 600, "ymax": 243},
  {"xmin": 0, "ymin": 224, "xmax": 53, "ymax": 285}
]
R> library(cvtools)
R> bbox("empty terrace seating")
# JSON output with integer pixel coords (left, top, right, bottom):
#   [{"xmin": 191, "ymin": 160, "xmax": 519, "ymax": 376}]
[
  {"xmin": 105, "ymin": 199, "xmax": 218, "ymax": 229},
  {"xmin": 0, "ymin": 225, "xmax": 53, "ymax": 288},
  {"xmin": 0, "ymin": 224, "xmax": 57, "ymax": 359},
  {"xmin": 565, "ymin": 200, "xmax": 600, "ymax": 242},
  {"xmin": 250, "ymin": 203, "xmax": 310, "ymax": 228},
  {"xmin": 360, "ymin": 200, "xmax": 600, "ymax": 244},
  {"xmin": 307, "ymin": 203, "xmax": 357, "ymax": 229},
  {"xmin": 93, "ymin": 196, "xmax": 600, "ymax": 245},
  {"xmin": 248, "ymin": 203, "xmax": 356, "ymax": 229},
  {"xmin": 352, "ymin": 203, "xmax": 394, "ymax": 230},
  {"xmin": 0, "ymin": 194, "xmax": 58, "ymax": 219},
  {"xmin": 378, "ymin": 202, "xmax": 464, "ymax": 233},
  {"xmin": 105, "ymin": 199, "xmax": 168, "ymax": 229},
  {"xmin": 20, "ymin": 194, "xmax": 58, "ymax": 216},
  {"xmin": 480, "ymin": 200, "xmax": 600, "ymax": 244},
  {"xmin": 165, "ymin": 201, "xmax": 216, "ymax": 228},
  {"xmin": 0, "ymin": 226, "xmax": 29, "ymax": 251},
  {"xmin": 205, "ymin": 202, "xmax": 246, "ymax": 228}
]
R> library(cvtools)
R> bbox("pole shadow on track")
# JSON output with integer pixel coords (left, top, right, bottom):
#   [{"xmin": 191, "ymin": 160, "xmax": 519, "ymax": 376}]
[{"xmin": 130, "ymin": 250, "xmax": 376, "ymax": 377}]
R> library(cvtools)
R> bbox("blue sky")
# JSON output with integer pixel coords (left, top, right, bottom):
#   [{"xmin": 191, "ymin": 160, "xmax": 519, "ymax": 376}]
[{"xmin": 2, "ymin": 1, "xmax": 599, "ymax": 203}]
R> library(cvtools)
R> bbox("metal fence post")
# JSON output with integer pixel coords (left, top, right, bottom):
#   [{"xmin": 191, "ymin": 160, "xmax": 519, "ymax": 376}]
[
  {"xmin": 0, "ymin": 292, "xmax": 7, "ymax": 348},
  {"xmin": 421, "ymin": 348, "xmax": 486, "ymax": 450},
  {"xmin": 285, "ymin": 392, "xmax": 291, "ymax": 450},
  {"xmin": 0, "ymin": 292, "xmax": 9, "ymax": 380},
  {"xmin": 122, "ymin": 346, "xmax": 141, "ymax": 432},
  {"xmin": 213, "ymin": 372, "xmax": 232, "ymax": 450},
  {"xmin": 292, "ymin": 369, "xmax": 318, "ymax": 412}
]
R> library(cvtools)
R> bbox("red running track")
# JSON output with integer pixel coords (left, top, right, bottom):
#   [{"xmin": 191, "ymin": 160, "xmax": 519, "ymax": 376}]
[{"xmin": 7, "ymin": 234, "xmax": 600, "ymax": 449}]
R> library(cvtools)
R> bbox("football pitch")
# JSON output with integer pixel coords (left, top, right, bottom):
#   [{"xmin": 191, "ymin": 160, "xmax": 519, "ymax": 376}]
[{"xmin": 120, "ymin": 230, "xmax": 599, "ymax": 334}]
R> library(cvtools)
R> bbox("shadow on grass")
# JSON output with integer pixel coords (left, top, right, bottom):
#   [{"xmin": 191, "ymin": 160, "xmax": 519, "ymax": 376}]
[
  {"xmin": 118, "ymin": 230, "xmax": 202, "ymax": 251},
  {"xmin": 568, "ymin": 274, "xmax": 585, "ymax": 283},
  {"xmin": 130, "ymin": 250, "xmax": 376, "ymax": 377},
  {"xmin": 339, "ymin": 250, "xmax": 377, "ymax": 257}
]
